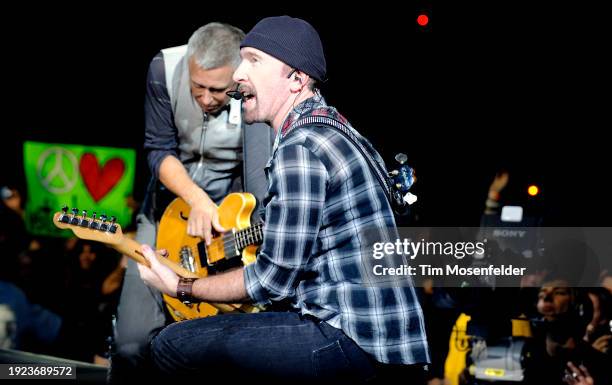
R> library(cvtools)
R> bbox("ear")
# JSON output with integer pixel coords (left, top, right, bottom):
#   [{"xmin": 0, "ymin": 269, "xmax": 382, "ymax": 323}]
[{"xmin": 289, "ymin": 70, "xmax": 310, "ymax": 93}]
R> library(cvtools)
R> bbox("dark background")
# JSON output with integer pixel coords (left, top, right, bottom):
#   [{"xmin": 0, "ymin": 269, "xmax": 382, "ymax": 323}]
[{"xmin": 2, "ymin": 3, "xmax": 609, "ymax": 226}]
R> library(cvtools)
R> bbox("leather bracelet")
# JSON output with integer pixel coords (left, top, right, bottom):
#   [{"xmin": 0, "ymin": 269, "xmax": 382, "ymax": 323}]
[{"xmin": 177, "ymin": 277, "xmax": 198, "ymax": 304}]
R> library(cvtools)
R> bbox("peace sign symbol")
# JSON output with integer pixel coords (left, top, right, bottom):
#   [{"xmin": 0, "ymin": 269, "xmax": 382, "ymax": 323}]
[{"xmin": 36, "ymin": 147, "xmax": 78, "ymax": 194}]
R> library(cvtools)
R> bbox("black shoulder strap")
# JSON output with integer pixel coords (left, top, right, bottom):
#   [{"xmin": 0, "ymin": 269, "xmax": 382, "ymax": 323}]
[{"xmin": 288, "ymin": 115, "xmax": 397, "ymax": 210}]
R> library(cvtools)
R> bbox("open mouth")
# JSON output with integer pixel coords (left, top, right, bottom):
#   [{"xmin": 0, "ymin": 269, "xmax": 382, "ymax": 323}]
[
  {"xmin": 241, "ymin": 91, "xmax": 255, "ymax": 102},
  {"xmin": 239, "ymin": 85, "xmax": 256, "ymax": 103}
]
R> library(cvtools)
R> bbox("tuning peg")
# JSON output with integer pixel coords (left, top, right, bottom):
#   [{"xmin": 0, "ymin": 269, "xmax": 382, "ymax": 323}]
[
  {"xmin": 69, "ymin": 208, "xmax": 80, "ymax": 225},
  {"xmin": 99, "ymin": 214, "xmax": 109, "ymax": 231},
  {"xmin": 59, "ymin": 205, "xmax": 71, "ymax": 223},
  {"xmin": 394, "ymin": 153, "xmax": 408, "ymax": 164},
  {"xmin": 108, "ymin": 216, "xmax": 118, "ymax": 233},
  {"xmin": 79, "ymin": 210, "xmax": 90, "ymax": 227},
  {"xmin": 89, "ymin": 212, "xmax": 100, "ymax": 230}
]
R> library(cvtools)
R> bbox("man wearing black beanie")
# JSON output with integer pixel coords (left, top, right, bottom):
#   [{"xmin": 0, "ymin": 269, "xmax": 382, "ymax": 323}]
[{"xmin": 138, "ymin": 16, "xmax": 430, "ymax": 383}]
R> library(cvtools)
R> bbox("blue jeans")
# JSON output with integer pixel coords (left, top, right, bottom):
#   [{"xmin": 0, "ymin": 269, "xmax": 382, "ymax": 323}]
[{"xmin": 150, "ymin": 311, "xmax": 377, "ymax": 383}]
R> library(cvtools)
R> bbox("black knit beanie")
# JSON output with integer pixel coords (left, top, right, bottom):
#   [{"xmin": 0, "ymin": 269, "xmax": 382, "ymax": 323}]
[{"xmin": 241, "ymin": 16, "xmax": 326, "ymax": 82}]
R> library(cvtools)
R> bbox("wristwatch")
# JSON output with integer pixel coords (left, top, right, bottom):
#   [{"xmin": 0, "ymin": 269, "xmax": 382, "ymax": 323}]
[{"xmin": 176, "ymin": 277, "xmax": 198, "ymax": 304}]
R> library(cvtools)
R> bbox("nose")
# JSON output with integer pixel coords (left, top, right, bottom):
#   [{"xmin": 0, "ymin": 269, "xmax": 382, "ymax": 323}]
[
  {"xmin": 198, "ymin": 89, "xmax": 213, "ymax": 106},
  {"xmin": 233, "ymin": 59, "xmax": 247, "ymax": 84},
  {"xmin": 543, "ymin": 294, "xmax": 553, "ymax": 303}
]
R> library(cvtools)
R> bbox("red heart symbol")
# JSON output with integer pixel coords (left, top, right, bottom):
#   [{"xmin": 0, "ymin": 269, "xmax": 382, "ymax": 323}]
[{"xmin": 79, "ymin": 153, "xmax": 125, "ymax": 202}]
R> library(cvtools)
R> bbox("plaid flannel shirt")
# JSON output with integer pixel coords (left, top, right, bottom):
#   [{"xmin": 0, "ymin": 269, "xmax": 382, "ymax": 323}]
[{"xmin": 244, "ymin": 96, "xmax": 429, "ymax": 365}]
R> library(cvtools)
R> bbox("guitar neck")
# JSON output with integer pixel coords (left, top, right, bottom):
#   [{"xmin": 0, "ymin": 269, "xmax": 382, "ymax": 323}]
[
  {"xmin": 115, "ymin": 236, "xmax": 199, "ymax": 279},
  {"xmin": 206, "ymin": 222, "xmax": 264, "ymax": 265},
  {"xmin": 234, "ymin": 222, "xmax": 264, "ymax": 251}
]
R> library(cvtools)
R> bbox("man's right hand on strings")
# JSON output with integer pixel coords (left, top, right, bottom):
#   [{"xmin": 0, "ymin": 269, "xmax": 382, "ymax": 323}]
[{"xmin": 187, "ymin": 190, "xmax": 225, "ymax": 245}]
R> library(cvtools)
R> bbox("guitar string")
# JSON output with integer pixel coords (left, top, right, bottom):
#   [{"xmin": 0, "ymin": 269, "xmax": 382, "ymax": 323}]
[
  {"xmin": 211, "ymin": 224, "xmax": 264, "ymax": 260},
  {"xmin": 233, "ymin": 225, "xmax": 264, "ymax": 249},
  {"xmin": 221, "ymin": 229, "xmax": 262, "ymax": 252},
  {"xmin": 216, "ymin": 223, "xmax": 264, "ymax": 249}
]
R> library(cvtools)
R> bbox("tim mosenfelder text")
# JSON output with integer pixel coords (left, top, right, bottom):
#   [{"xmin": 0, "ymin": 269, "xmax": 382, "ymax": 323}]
[{"xmin": 370, "ymin": 239, "xmax": 527, "ymax": 277}]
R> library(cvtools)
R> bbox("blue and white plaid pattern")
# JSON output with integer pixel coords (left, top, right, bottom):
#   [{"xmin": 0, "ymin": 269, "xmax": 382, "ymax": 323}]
[{"xmin": 243, "ymin": 97, "xmax": 429, "ymax": 365}]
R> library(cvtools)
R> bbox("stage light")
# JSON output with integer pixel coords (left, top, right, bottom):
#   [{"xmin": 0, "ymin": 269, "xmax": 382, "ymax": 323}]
[
  {"xmin": 417, "ymin": 14, "xmax": 429, "ymax": 27},
  {"xmin": 527, "ymin": 185, "xmax": 539, "ymax": 197}
]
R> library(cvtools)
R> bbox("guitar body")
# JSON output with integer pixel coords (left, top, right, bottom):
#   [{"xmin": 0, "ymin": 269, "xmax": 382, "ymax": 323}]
[{"xmin": 157, "ymin": 192, "xmax": 260, "ymax": 321}]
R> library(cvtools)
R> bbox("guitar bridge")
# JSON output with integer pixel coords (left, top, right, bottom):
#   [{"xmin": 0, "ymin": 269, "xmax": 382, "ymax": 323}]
[{"xmin": 180, "ymin": 246, "xmax": 196, "ymax": 273}]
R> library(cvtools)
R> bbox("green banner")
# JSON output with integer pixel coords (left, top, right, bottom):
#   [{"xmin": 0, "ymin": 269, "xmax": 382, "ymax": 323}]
[{"xmin": 23, "ymin": 141, "xmax": 136, "ymax": 238}]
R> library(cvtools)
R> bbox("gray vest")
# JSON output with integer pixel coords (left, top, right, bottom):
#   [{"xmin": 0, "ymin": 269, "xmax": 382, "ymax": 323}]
[{"xmin": 161, "ymin": 45, "xmax": 273, "ymax": 205}]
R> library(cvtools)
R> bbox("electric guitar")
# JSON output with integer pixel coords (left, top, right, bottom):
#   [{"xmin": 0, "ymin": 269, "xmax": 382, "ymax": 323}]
[{"xmin": 53, "ymin": 192, "xmax": 264, "ymax": 321}]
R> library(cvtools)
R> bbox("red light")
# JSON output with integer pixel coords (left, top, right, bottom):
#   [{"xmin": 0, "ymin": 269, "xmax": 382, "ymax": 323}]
[{"xmin": 417, "ymin": 14, "xmax": 429, "ymax": 27}]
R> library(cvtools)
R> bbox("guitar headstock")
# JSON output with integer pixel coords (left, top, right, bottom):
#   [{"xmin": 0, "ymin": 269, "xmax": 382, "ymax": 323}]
[
  {"xmin": 53, "ymin": 206, "xmax": 123, "ymax": 245},
  {"xmin": 388, "ymin": 153, "xmax": 417, "ymax": 210},
  {"xmin": 389, "ymin": 153, "xmax": 416, "ymax": 194}
]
